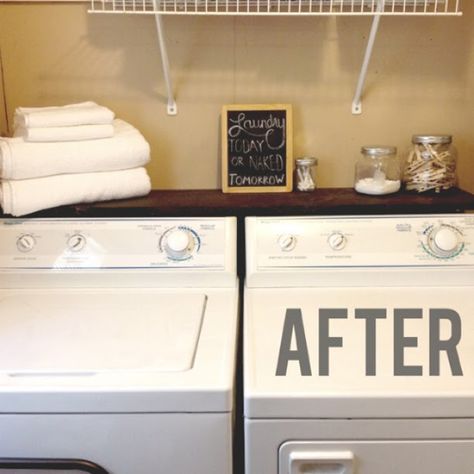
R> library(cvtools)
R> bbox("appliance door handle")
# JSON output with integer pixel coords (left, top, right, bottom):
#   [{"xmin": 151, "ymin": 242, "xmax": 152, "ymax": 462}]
[
  {"xmin": 289, "ymin": 450, "xmax": 354, "ymax": 474},
  {"xmin": 0, "ymin": 458, "xmax": 109, "ymax": 473}
]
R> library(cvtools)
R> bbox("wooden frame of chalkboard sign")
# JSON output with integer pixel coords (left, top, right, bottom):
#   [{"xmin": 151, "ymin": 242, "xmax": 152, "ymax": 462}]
[{"xmin": 221, "ymin": 104, "xmax": 293, "ymax": 193}]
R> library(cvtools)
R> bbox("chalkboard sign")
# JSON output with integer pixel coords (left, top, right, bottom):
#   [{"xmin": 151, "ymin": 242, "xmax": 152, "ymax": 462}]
[{"xmin": 221, "ymin": 104, "xmax": 293, "ymax": 193}]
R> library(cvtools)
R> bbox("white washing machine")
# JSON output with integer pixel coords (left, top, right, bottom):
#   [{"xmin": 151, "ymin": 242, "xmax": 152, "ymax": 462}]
[
  {"xmin": 244, "ymin": 214, "xmax": 474, "ymax": 474},
  {"xmin": 0, "ymin": 217, "xmax": 238, "ymax": 474}
]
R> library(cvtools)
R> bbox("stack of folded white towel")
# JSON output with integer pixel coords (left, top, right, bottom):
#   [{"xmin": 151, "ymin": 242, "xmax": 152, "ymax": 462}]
[{"xmin": 0, "ymin": 102, "xmax": 152, "ymax": 216}]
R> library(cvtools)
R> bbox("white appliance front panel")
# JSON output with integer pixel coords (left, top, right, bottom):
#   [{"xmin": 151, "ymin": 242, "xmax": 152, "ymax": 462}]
[
  {"xmin": 0, "ymin": 287, "xmax": 238, "ymax": 413},
  {"xmin": 0, "ymin": 218, "xmax": 237, "ymax": 288},
  {"xmin": 245, "ymin": 418, "xmax": 474, "ymax": 474},
  {"xmin": 252, "ymin": 215, "xmax": 474, "ymax": 267},
  {"xmin": 279, "ymin": 440, "xmax": 474, "ymax": 474},
  {"xmin": 246, "ymin": 215, "xmax": 474, "ymax": 287},
  {"xmin": 244, "ymin": 286, "xmax": 474, "ymax": 418},
  {"xmin": 0, "ymin": 412, "xmax": 232, "ymax": 474},
  {"xmin": 0, "ymin": 218, "xmax": 229, "ymax": 269},
  {"xmin": 0, "ymin": 292, "xmax": 205, "ymax": 374}
]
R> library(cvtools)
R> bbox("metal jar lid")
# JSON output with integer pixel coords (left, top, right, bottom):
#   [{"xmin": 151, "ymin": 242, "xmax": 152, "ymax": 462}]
[
  {"xmin": 296, "ymin": 157, "xmax": 318, "ymax": 166},
  {"xmin": 361, "ymin": 146, "xmax": 397, "ymax": 157},
  {"xmin": 412, "ymin": 135, "xmax": 452, "ymax": 145}
]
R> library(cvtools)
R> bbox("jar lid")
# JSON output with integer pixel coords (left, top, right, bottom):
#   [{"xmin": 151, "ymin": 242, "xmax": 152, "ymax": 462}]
[
  {"xmin": 412, "ymin": 135, "xmax": 452, "ymax": 145},
  {"xmin": 296, "ymin": 157, "xmax": 318, "ymax": 166},
  {"xmin": 361, "ymin": 146, "xmax": 397, "ymax": 157}
]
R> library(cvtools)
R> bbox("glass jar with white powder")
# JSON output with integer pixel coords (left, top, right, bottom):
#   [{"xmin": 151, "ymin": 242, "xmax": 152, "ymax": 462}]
[{"xmin": 354, "ymin": 146, "xmax": 401, "ymax": 195}]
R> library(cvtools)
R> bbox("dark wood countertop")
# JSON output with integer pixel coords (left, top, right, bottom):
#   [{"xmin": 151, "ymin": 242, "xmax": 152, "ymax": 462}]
[
  {"xmin": 71, "ymin": 187, "xmax": 474, "ymax": 217},
  {"xmin": 2, "ymin": 188, "xmax": 474, "ymax": 218}
]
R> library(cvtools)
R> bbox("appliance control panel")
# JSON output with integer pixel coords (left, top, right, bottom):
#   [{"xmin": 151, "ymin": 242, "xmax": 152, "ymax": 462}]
[
  {"xmin": 250, "ymin": 215, "xmax": 474, "ymax": 268},
  {"xmin": 0, "ymin": 218, "xmax": 233, "ymax": 269}
]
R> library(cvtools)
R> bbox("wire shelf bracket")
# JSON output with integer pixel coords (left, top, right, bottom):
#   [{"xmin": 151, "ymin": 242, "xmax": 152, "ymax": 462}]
[
  {"xmin": 88, "ymin": 1, "xmax": 462, "ymax": 116},
  {"xmin": 155, "ymin": 14, "xmax": 177, "ymax": 115},
  {"xmin": 352, "ymin": 0, "xmax": 383, "ymax": 114}
]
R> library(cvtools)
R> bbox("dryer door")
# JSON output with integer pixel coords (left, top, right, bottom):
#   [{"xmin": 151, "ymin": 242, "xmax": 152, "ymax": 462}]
[{"xmin": 279, "ymin": 440, "xmax": 474, "ymax": 474}]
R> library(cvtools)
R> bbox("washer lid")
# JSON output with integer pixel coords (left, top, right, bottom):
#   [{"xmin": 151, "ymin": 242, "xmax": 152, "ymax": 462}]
[
  {"xmin": 0, "ymin": 287, "xmax": 238, "ymax": 413},
  {"xmin": 0, "ymin": 292, "xmax": 205, "ymax": 374},
  {"xmin": 244, "ymin": 287, "xmax": 474, "ymax": 419}
]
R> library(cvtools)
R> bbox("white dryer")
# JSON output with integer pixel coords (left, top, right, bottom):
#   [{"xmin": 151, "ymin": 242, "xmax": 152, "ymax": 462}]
[
  {"xmin": 244, "ymin": 215, "xmax": 474, "ymax": 474},
  {"xmin": 0, "ymin": 217, "xmax": 238, "ymax": 474}
]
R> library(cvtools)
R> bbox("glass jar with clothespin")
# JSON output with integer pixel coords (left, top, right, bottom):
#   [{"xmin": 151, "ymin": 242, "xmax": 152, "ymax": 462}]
[{"xmin": 404, "ymin": 135, "xmax": 457, "ymax": 193}]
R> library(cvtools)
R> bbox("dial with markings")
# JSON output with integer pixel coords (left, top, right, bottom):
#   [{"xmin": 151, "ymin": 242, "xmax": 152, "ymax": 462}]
[
  {"xmin": 278, "ymin": 234, "xmax": 297, "ymax": 252},
  {"xmin": 425, "ymin": 224, "xmax": 464, "ymax": 259},
  {"xmin": 67, "ymin": 233, "xmax": 87, "ymax": 252},
  {"xmin": 328, "ymin": 232, "xmax": 347, "ymax": 251},
  {"xmin": 16, "ymin": 234, "xmax": 36, "ymax": 253},
  {"xmin": 161, "ymin": 227, "xmax": 200, "ymax": 261}
]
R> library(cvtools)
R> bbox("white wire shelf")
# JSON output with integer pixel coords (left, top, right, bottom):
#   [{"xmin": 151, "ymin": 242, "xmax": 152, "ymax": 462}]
[
  {"xmin": 88, "ymin": 0, "xmax": 462, "ymax": 115},
  {"xmin": 89, "ymin": 0, "xmax": 461, "ymax": 16}
]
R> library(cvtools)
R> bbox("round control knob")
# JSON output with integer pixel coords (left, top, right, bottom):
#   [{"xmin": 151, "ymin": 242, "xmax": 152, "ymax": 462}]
[
  {"xmin": 428, "ymin": 225, "xmax": 462, "ymax": 258},
  {"xmin": 67, "ymin": 233, "xmax": 87, "ymax": 252},
  {"xmin": 434, "ymin": 227, "xmax": 459, "ymax": 252},
  {"xmin": 278, "ymin": 234, "xmax": 297, "ymax": 252},
  {"xmin": 164, "ymin": 228, "xmax": 194, "ymax": 260},
  {"xmin": 17, "ymin": 234, "xmax": 36, "ymax": 253},
  {"xmin": 328, "ymin": 232, "xmax": 347, "ymax": 251}
]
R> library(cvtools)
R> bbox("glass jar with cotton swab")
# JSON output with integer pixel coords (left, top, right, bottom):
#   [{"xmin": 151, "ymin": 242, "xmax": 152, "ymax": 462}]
[{"xmin": 295, "ymin": 157, "xmax": 318, "ymax": 192}]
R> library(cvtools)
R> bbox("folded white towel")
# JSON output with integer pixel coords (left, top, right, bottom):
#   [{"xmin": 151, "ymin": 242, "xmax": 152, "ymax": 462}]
[
  {"xmin": 14, "ymin": 123, "xmax": 115, "ymax": 142},
  {"xmin": 0, "ymin": 167, "xmax": 151, "ymax": 217},
  {"xmin": 14, "ymin": 101, "xmax": 115, "ymax": 129},
  {"xmin": 0, "ymin": 120, "xmax": 150, "ymax": 180}
]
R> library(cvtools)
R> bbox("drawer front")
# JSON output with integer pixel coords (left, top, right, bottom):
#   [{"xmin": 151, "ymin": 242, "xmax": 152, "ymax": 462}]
[{"xmin": 279, "ymin": 440, "xmax": 474, "ymax": 474}]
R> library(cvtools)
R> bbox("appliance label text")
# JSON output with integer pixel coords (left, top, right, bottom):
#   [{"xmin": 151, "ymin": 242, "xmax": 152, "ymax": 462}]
[{"xmin": 276, "ymin": 308, "xmax": 463, "ymax": 377}]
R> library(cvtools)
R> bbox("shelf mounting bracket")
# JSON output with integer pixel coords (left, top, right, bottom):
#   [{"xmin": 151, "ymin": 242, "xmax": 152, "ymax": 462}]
[
  {"xmin": 352, "ymin": 0, "xmax": 383, "ymax": 115},
  {"xmin": 155, "ymin": 14, "xmax": 177, "ymax": 115}
]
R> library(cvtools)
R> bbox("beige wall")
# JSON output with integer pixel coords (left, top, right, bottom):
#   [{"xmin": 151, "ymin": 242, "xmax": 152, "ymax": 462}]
[
  {"xmin": 0, "ymin": 3, "xmax": 473, "ymax": 192},
  {"xmin": 0, "ymin": 43, "xmax": 6, "ymax": 136}
]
